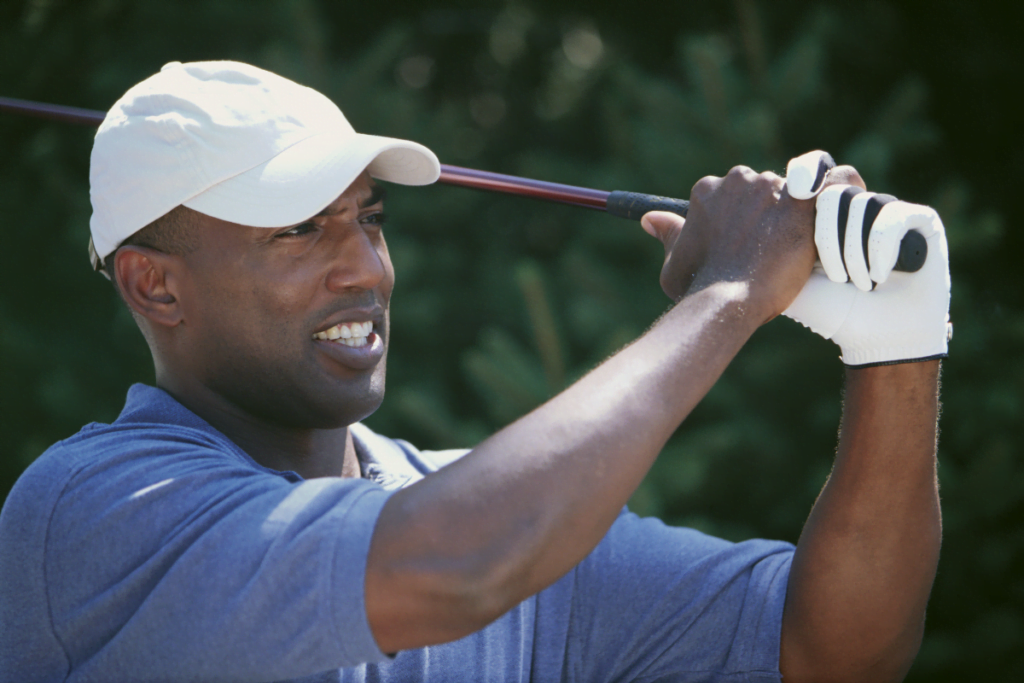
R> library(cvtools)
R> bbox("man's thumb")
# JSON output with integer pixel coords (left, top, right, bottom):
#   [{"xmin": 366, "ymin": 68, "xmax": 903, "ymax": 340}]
[{"xmin": 640, "ymin": 211, "xmax": 684, "ymax": 242}]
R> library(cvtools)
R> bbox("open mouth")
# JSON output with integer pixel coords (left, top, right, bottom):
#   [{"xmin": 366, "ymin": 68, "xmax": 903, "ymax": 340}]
[{"xmin": 312, "ymin": 321, "xmax": 374, "ymax": 348}]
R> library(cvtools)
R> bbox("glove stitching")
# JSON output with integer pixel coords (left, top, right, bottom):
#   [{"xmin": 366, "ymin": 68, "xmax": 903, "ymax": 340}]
[{"xmin": 836, "ymin": 186, "xmax": 861, "ymax": 272}]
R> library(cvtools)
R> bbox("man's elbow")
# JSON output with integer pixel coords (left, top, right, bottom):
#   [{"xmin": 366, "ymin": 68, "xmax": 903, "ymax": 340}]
[
  {"xmin": 780, "ymin": 622, "xmax": 926, "ymax": 683},
  {"xmin": 367, "ymin": 546, "xmax": 530, "ymax": 652}
]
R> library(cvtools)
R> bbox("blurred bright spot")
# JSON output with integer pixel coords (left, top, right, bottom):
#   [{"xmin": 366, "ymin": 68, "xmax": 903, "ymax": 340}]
[
  {"xmin": 562, "ymin": 24, "xmax": 603, "ymax": 70},
  {"xmin": 396, "ymin": 55, "xmax": 435, "ymax": 89}
]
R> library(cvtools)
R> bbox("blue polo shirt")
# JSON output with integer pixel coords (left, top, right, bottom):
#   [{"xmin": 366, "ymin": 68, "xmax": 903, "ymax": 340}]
[{"xmin": 0, "ymin": 384, "xmax": 794, "ymax": 682}]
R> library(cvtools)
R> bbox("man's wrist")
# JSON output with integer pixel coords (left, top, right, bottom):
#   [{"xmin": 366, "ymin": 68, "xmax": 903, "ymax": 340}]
[
  {"xmin": 679, "ymin": 276, "xmax": 781, "ymax": 328},
  {"xmin": 844, "ymin": 357, "xmax": 941, "ymax": 388}
]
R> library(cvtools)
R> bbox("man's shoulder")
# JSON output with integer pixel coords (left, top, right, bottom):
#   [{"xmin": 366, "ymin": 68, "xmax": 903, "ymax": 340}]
[
  {"xmin": 22, "ymin": 398, "xmax": 238, "ymax": 482},
  {"xmin": 0, "ymin": 385, "xmax": 251, "ymax": 680},
  {"xmin": 1, "ymin": 384, "xmax": 256, "ymax": 535}
]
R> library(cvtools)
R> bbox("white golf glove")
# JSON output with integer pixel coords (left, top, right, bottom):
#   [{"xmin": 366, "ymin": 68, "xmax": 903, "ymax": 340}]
[{"xmin": 782, "ymin": 151, "xmax": 952, "ymax": 367}]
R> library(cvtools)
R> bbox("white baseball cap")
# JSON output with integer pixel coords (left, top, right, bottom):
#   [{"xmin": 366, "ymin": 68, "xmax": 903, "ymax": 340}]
[{"xmin": 88, "ymin": 60, "xmax": 440, "ymax": 271}]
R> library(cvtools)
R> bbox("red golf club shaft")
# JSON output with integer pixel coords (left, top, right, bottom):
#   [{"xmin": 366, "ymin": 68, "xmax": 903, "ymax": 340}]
[{"xmin": 437, "ymin": 164, "xmax": 608, "ymax": 210}]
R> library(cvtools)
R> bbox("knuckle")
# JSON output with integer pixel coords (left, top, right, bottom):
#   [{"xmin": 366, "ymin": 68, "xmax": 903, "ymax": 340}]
[
  {"xmin": 727, "ymin": 165, "xmax": 754, "ymax": 177},
  {"xmin": 827, "ymin": 164, "xmax": 867, "ymax": 190},
  {"xmin": 751, "ymin": 172, "xmax": 783, "ymax": 204},
  {"xmin": 690, "ymin": 175, "xmax": 719, "ymax": 198},
  {"xmin": 758, "ymin": 171, "xmax": 783, "ymax": 188}
]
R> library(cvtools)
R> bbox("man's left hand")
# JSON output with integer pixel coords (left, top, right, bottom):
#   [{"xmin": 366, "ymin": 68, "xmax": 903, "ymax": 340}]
[{"xmin": 782, "ymin": 151, "xmax": 952, "ymax": 366}]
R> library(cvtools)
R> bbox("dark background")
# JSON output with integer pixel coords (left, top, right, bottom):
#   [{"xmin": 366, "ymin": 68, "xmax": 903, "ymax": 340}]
[{"xmin": 1, "ymin": 0, "xmax": 1022, "ymax": 679}]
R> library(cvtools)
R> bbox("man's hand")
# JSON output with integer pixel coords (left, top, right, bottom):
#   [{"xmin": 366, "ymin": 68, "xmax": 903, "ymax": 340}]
[
  {"xmin": 641, "ymin": 166, "xmax": 817, "ymax": 321},
  {"xmin": 784, "ymin": 183, "xmax": 952, "ymax": 366}
]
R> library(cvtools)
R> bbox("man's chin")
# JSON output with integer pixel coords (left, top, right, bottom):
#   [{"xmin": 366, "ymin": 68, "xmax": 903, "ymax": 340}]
[
  {"xmin": 267, "ymin": 354, "xmax": 388, "ymax": 429},
  {"xmin": 306, "ymin": 390, "xmax": 385, "ymax": 430},
  {"xmin": 210, "ymin": 374, "xmax": 386, "ymax": 431}
]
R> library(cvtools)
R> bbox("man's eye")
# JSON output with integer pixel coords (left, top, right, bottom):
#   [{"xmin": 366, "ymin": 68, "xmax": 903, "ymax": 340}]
[
  {"xmin": 278, "ymin": 222, "xmax": 317, "ymax": 237},
  {"xmin": 362, "ymin": 212, "xmax": 388, "ymax": 227}
]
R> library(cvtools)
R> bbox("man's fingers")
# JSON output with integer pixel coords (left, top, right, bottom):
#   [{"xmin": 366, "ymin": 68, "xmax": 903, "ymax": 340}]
[
  {"xmin": 784, "ymin": 152, "xmax": 869, "ymax": 287},
  {"xmin": 786, "ymin": 150, "xmax": 836, "ymax": 199},
  {"xmin": 814, "ymin": 185, "xmax": 858, "ymax": 283},
  {"xmin": 640, "ymin": 210, "xmax": 685, "ymax": 244},
  {"xmin": 785, "ymin": 150, "xmax": 866, "ymax": 201},
  {"xmin": 642, "ymin": 210, "xmax": 690, "ymax": 301},
  {"xmin": 824, "ymin": 164, "xmax": 867, "ymax": 192},
  {"xmin": 842, "ymin": 192, "xmax": 881, "ymax": 292},
  {"xmin": 868, "ymin": 201, "xmax": 940, "ymax": 284}
]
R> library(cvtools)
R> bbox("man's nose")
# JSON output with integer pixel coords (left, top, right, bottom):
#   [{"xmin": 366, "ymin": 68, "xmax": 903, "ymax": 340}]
[{"xmin": 323, "ymin": 224, "xmax": 387, "ymax": 292}]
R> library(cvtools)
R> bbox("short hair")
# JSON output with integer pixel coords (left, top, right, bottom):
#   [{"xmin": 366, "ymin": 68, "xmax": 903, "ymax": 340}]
[{"xmin": 102, "ymin": 205, "xmax": 200, "ymax": 281}]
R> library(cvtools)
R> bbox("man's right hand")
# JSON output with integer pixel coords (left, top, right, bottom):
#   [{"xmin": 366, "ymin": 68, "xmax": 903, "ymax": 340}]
[{"xmin": 640, "ymin": 165, "xmax": 818, "ymax": 323}]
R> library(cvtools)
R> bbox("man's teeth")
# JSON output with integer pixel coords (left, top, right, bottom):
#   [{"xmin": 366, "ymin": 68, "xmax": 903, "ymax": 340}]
[{"xmin": 312, "ymin": 321, "xmax": 374, "ymax": 346}]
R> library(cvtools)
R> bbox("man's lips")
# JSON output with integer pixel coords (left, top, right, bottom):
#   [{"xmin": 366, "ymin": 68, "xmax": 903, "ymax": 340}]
[
  {"xmin": 314, "ymin": 330, "xmax": 385, "ymax": 371},
  {"xmin": 311, "ymin": 307, "xmax": 386, "ymax": 371}
]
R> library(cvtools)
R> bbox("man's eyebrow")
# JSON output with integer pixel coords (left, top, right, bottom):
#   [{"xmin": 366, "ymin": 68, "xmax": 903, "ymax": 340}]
[
  {"xmin": 315, "ymin": 185, "xmax": 387, "ymax": 217},
  {"xmin": 359, "ymin": 184, "xmax": 387, "ymax": 209}
]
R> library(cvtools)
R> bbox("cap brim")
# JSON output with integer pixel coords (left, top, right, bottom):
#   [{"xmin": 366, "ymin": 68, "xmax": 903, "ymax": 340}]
[{"xmin": 183, "ymin": 131, "xmax": 440, "ymax": 227}]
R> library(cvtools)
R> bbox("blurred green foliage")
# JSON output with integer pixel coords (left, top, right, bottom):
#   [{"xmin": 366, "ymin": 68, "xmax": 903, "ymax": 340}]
[{"xmin": 1, "ymin": 0, "xmax": 1022, "ymax": 680}]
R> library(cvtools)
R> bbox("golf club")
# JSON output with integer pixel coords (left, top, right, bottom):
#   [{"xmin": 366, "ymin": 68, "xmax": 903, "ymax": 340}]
[{"xmin": 0, "ymin": 95, "xmax": 926, "ymax": 272}]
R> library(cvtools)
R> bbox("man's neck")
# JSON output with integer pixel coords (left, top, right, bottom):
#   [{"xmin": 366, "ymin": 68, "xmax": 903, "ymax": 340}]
[{"xmin": 156, "ymin": 376, "xmax": 361, "ymax": 480}]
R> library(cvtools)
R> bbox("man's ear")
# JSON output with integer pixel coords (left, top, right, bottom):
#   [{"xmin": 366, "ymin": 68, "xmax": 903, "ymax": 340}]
[{"xmin": 113, "ymin": 246, "xmax": 185, "ymax": 328}]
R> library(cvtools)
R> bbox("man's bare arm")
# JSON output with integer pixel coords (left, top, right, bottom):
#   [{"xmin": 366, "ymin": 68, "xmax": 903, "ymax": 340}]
[
  {"xmin": 368, "ymin": 282, "xmax": 759, "ymax": 651},
  {"xmin": 781, "ymin": 361, "xmax": 942, "ymax": 683},
  {"xmin": 366, "ymin": 167, "xmax": 816, "ymax": 653}
]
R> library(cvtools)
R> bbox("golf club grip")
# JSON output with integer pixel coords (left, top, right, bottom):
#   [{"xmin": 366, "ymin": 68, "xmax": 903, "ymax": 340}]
[
  {"xmin": 606, "ymin": 190, "xmax": 927, "ymax": 273},
  {"xmin": 607, "ymin": 191, "xmax": 689, "ymax": 221}
]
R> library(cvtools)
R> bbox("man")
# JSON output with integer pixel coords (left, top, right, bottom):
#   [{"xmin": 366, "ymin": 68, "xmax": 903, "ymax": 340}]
[{"xmin": 0, "ymin": 61, "xmax": 949, "ymax": 682}]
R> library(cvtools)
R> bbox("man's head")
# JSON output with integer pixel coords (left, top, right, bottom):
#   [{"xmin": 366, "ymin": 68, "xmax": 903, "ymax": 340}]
[{"xmin": 90, "ymin": 61, "xmax": 439, "ymax": 428}]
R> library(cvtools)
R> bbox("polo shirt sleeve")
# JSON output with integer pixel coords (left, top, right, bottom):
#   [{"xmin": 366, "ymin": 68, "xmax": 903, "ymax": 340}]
[
  {"xmin": 566, "ymin": 509, "xmax": 794, "ymax": 683},
  {"xmin": 43, "ymin": 429, "xmax": 393, "ymax": 681}
]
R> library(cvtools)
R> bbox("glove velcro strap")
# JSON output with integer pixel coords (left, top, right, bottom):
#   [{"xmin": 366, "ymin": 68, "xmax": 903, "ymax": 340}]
[{"xmin": 843, "ymin": 353, "xmax": 947, "ymax": 369}]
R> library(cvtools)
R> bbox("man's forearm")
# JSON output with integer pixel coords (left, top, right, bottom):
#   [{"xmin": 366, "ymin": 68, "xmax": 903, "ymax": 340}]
[
  {"xmin": 781, "ymin": 361, "xmax": 942, "ymax": 683},
  {"xmin": 367, "ymin": 282, "xmax": 761, "ymax": 651}
]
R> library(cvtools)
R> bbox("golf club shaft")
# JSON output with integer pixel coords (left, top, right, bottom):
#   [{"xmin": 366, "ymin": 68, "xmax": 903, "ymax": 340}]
[
  {"xmin": 0, "ymin": 96, "xmax": 106, "ymax": 126},
  {"xmin": 0, "ymin": 95, "xmax": 925, "ymax": 271},
  {"xmin": 0, "ymin": 95, "xmax": 690, "ymax": 218},
  {"xmin": 0, "ymin": 96, "xmax": 664, "ymax": 214},
  {"xmin": 437, "ymin": 164, "xmax": 691, "ymax": 219}
]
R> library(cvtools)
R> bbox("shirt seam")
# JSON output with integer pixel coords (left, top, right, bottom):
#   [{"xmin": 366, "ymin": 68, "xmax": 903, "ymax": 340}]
[
  {"xmin": 328, "ymin": 484, "xmax": 385, "ymax": 663},
  {"xmin": 40, "ymin": 445, "xmax": 90, "ymax": 681},
  {"xmin": 76, "ymin": 420, "xmax": 288, "ymax": 480},
  {"xmin": 631, "ymin": 671, "xmax": 781, "ymax": 682},
  {"xmin": 743, "ymin": 549, "xmax": 792, "ymax": 675}
]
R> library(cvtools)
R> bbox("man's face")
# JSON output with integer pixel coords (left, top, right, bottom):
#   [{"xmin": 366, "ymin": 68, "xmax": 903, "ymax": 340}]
[{"xmin": 175, "ymin": 172, "xmax": 394, "ymax": 429}]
